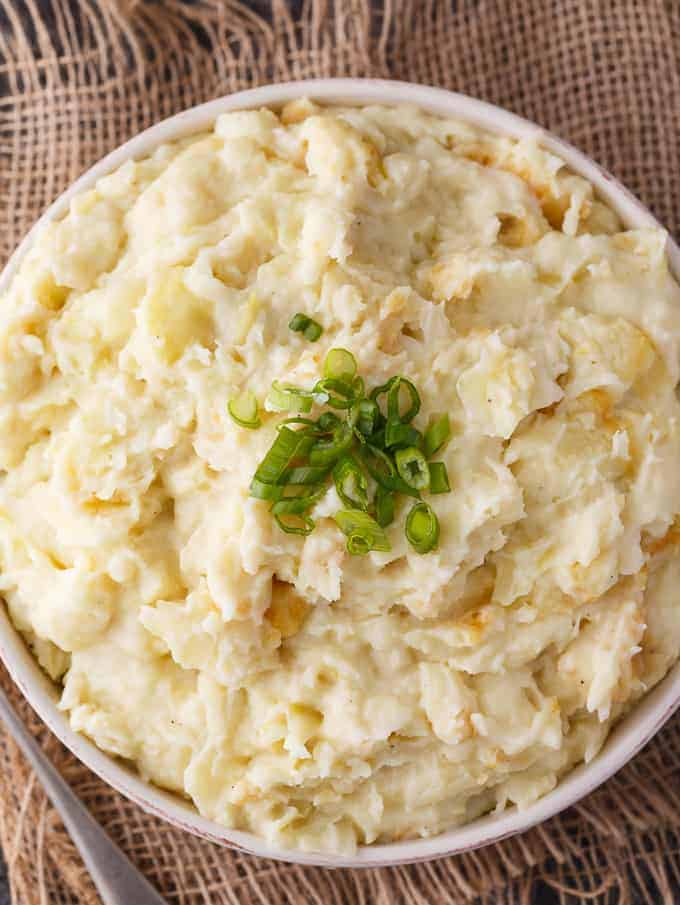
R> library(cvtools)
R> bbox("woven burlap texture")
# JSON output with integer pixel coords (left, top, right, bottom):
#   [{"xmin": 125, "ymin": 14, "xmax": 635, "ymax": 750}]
[{"xmin": 0, "ymin": 1, "xmax": 678, "ymax": 902}]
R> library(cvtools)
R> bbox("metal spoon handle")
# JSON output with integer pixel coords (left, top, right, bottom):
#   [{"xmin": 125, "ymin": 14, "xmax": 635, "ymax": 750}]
[{"xmin": 0, "ymin": 685, "xmax": 166, "ymax": 905}]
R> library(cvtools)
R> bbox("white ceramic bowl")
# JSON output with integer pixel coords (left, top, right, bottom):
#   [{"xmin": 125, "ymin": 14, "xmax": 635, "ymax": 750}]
[{"xmin": 1, "ymin": 79, "xmax": 679, "ymax": 868}]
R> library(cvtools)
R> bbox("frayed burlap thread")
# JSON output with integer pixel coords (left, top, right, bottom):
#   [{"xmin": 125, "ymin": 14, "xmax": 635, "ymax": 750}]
[{"xmin": 0, "ymin": 1, "xmax": 679, "ymax": 903}]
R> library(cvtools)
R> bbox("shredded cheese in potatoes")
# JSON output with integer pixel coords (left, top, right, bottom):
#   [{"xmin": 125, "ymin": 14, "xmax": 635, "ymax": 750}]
[{"xmin": 0, "ymin": 102, "xmax": 679, "ymax": 853}]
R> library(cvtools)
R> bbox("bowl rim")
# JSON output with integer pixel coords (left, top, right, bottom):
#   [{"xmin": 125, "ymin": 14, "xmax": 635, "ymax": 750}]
[{"xmin": 0, "ymin": 77, "xmax": 678, "ymax": 869}]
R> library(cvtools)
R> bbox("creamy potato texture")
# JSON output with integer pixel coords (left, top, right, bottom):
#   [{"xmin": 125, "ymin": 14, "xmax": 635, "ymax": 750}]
[{"xmin": 1, "ymin": 101, "xmax": 680, "ymax": 853}]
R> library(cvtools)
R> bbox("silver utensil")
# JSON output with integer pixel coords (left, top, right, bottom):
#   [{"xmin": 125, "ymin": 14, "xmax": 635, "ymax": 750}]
[{"xmin": 0, "ymin": 684, "xmax": 167, "ymax": 905}]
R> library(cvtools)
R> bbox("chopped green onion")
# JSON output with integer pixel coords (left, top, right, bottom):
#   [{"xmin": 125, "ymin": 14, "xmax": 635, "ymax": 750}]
[
  {"xmin": 313, "ymin": 377, "xmax": 356, "ymax": 410},
  {"xmin": 324, "ymin": 348, "xmax": 357, "ymax": 381},
  {"xmin": 333, "ymin": 509, "xmax": 391, "ymax": 554},
  {"xmin": 387, "ymin": 377, "xmax": 420, "ymax": 423},
  {"xmin": 405, "ymin": 502, "xmax": 440, "ymax": 553},
  {"xmin": 250, "ymin": 479, "xmax": 287, "ymax": 501},
  {"xmin": 359, "ymin": 443, "xmax": 420, "ymax": 498},
  {"xmin": 424, "ymin": 413, "xmax": 451, "ymax": 457},
  {"xmin": 252, "ymin": 427, "xmax": 313, "ymax": 486},
  {"xmin": 275, "ymin": 513, "xmax": 315, "ymax": 535},
  {"xmin": 333, "ymin": 456, "xmax": 369, "ymax": 511},
  {"xmin": 266, "ymin": 380, "xmax": 314, "ymax": 414},
  {"xmin": 304, "ymin": 321, "xmax": 323, "ymax": 341},
  {"xmin": 278, "ymin": 418, "xmax": 338, "ymax": 439},
  {"xmin": 384, "ymin": 416, "xmax": 422, "ymax": 450},
  {"xmin": 281, "ymin": 465, "xmax": 331, "ymax": 485},
  {"xmin": 374, "ymin": 486, "xmax": 395, "ymax": 527},
  {"xmin": 250, "ymin": 353, "xmax": 448, "ymax": 553},
  {"xmin": 288, "ymin": 312, "xmax": 323, "ymax": 342},
  {"xmin": 317, "ymin": 411, "xmax": 342, "ymax": 432},
  {"xmin": 309, "ymin": 422, "xmax": 353, "ymax": 466},
  {"xmin": 228, "ymin": 391, "xmax": 261, "ymax": 429},
  {"xmin": 367, "ymin": 423, "xmax": 387, "ymax": 449},
  {"xmin": 348, "ymin": 535, "xmax": 371, "ymax": 555},
  {"xmin": 351, "ymin": 375, "xmax": 365, "ymax": 398},
  {"xmin": 354, "ymin": 398, "xmax": 380, "ymax": 438},
  {"xmin": 280, "ymin": 417, "xmax": 318, "ymax": 429},
  {"xmin": 250, "ymin": 476, "xmax": 328, "ymax": 504},
  {"xmin": 370, "ymin": 376, "xmax": 398, "ymax": 412},
  {"xmin": 359, "ymin": 443, "xmax": 397, "ymax": 485},
  {"xmin": 271, "ymin": 487, "xmax": 326, "ymax": 515},
  {"xmin": 429, "ymin": 461, "xmax": 451, "ymax": 494},
  {"xmin": 288, "ymin": 312, "xmax": 309, "ymax": 332},
  {"xmin": 311, "ymin": 388, "xmax": 330, "ymax": 406},
  {"xmin": 394, "ymin": 446, "xmax": 430, "ymax": 491},
  {"xmin": 371, "ymin": 376, "xmax": 420, "ymax": 423}
]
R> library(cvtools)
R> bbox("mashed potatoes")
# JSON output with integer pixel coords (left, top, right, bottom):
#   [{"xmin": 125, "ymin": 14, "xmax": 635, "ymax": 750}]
[{"xmin": 1, "ymin": 100, "xmax": 679, "ymax": 853}]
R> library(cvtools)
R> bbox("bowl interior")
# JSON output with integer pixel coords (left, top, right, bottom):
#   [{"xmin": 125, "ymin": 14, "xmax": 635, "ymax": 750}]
[{"xmin": 0, "ymin": 78, "xmax": 679, "ymax": 868}]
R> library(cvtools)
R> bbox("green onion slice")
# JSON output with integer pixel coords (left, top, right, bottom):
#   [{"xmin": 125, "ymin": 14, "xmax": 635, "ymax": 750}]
[
  {"xmin": 359, "ymin": 442, "xmax": 397, "ymax": 484},
  {"xmin": 228, "ymin": 391, "xmax": 261, "ymax": 429},
  {"xmin": 371, "ymin": 376, "xmax": 420, "ymax": 423},
  {"xmin": 394, "ymin": 446, "xmax": 430, "ymax": 491},
  {"xmin": 346, "ymin": 399, "xmax": 360, "ymax": 430},
  {"xmin": 388, "ymin": 377, "xmax": 420, "ymax": 422},
  {"xmin": 429, "ymin": 461, "xmax": 451, "ymax": 494},
  {"xmin": 288, "ymin": 312, "xmax": 323, "ymax": 342},
  {"xmin": 359, "ymin": 444, "xmax": 420, "ymax": 498},
  {"xmin": 324, "ymin": 348, "xmax": 357, "ymax": 381},
  {"xmin": 405, "ymin": 501, "xmax": 440, "ymax": 553},
  {"xmin": 354, "ymin": 398, "xmax": 380, "ymax": 438},
  {"xmin": 309, "ymin": 422, "xmax": 353, "ymax": 466},
  {"xmin": 288, "ymin": 313, "xmax": 309, "ymax": 332},
  {"xmin": 271, "ymin": 486, "xmax": 326, "ymax": 515},
  {"xmin": 366, "ymin": 422, "xmax": 387, "ymax": 449},
  {"xmin": 333, "ymin": 456, "xmax": 369, "ymax": 511},
  {"xmin": 384, "ymin": 416, "xmax": 422, "ymax": 450},
  {"xmin": 251, "ymin": 479, "xmax": 326, "ymax": 503},
  {"xmin": 351, "ymin": 375, "xmax": 365, "ymax": 399},
  {"xmin": 252, "ymin": 427, "xmax": 313, "ymax": 486},
  {"xmin": 304, "ymin": 321, "xmax": 323, "ymax": 342},
  {"xmin": 317, "ymin": 411, "xmax": 342, "ymax": 433},
  {"xmin": 266, "ymin": 380, "xmax": 314, "ymax": 414},
  {"xmin": 288, "ymin": 312, "xmax": 308, "ymax": 332},
  {"xmin": 274, "ymin": 513, "xmax": 315, "ymax": 536},
  {"xmin": 250, "ymin": 478, "xmax": 287, "ymax": 501},
  {"xmin": 374, "ymin": 485, "xmax": 395, "ymax": 528},
  {"xmin": 424, "ymin": 413, "xmax": 451, "ymax": 458},
  {"xmin": 281, "ymin": 465, "xmax": 331, "ymax": 485},
  {"xmin": 313, "ymin": 377, "xmax": 356, "ymax": 410},
  {"xmin": 348, "ymin": 534, "xmax": 372, "ymax": 555},
  {"xmin": 370, "ymin": 376, "xmax": 398, "ymax": 412},
  {"xmin": 333, "ymin": 509, "xmax": 391, "ymax": 554},
  {"xmin": 278, "ymin": 418, "xmax": 336, "ymax": 439},
  {"xmin": 279, "ymin": 417, "xmax": 318, "ymax": 429}
]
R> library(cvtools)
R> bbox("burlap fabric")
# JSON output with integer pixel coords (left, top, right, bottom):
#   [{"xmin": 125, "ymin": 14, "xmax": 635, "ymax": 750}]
[{"xmin": 0, "ymin": 1, "xmax": 678, "ymax": 902}]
